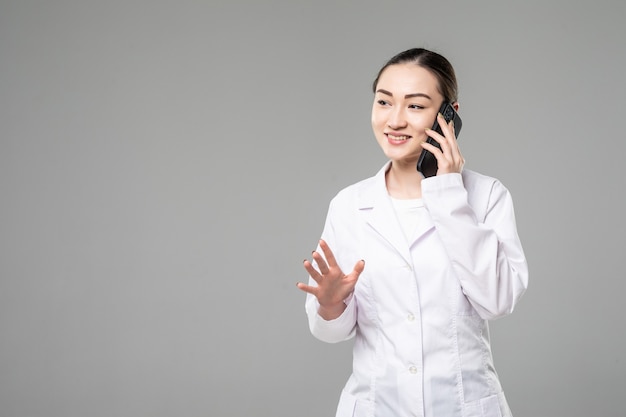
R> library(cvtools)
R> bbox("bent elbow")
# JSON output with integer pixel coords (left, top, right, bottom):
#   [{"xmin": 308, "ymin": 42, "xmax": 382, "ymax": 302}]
[{"xmin": 475, "ymin": 270, "xmax": 529, "ymax": 320}]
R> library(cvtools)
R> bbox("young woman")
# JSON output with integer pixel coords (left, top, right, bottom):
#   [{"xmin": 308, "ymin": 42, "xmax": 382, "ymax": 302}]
[{"xmin": 296, "ymin": 48, "xmax": 528, "ymax": 417}]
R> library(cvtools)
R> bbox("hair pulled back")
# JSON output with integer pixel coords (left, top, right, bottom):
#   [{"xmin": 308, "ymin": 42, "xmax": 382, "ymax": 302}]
[{"xmin": 372, "ymin": 48, "xmax": 458, "ymax": 103}]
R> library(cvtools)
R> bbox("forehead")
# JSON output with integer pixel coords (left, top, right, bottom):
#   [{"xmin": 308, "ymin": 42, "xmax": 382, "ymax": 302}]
[{"xmin": 377, "ymin": 63, "xmax": 442, "ymax": 98}]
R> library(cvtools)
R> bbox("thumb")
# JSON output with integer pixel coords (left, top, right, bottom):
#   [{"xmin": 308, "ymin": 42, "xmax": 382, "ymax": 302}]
[{"xmin": 352, "ymin": 259, "xmax": 365, "ymax": 276}]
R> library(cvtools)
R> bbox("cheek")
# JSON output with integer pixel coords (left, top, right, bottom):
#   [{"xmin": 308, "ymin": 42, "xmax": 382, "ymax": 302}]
[
  {"xmin": 371, "ymin": 111, "xmax": 385, "ymax": 131},
  {"xmin": 419, "ymin": 111, "xmax": 438, "ymax": 129}
]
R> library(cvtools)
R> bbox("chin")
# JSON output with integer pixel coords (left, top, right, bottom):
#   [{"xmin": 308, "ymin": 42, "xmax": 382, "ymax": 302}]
[{"xmin": 383, "ymin": 149, "xmax": 420, "ymax": 162}]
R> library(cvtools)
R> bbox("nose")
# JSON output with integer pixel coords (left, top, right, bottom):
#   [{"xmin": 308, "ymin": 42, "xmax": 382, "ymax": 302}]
[{"xmin": 387, "ymin": 106, "xmax": 407, "ymax": 129}]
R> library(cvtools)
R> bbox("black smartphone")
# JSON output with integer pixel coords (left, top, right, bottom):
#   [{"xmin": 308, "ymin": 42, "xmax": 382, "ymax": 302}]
[{"xmin": 417, "ymin": 102, "xmax": 462, "ymax": 178}]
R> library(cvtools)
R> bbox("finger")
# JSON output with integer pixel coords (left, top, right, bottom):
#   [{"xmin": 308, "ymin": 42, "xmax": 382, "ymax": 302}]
[
  {"xmin": 437, "ymin": 115, "xmax": 456, "ymax": 152},
  {"xmin": 319, "ymin": 239, "xmax": 338, "ymax": 268},
  {"xmin": 424, "ymin": 126, "xmax": 444, "ymax": 144},
  {"xmin": 303, "ymin": 259, "xmax": 323, "ymax": 284},
  {"xmin": 443, "ymin": 119, "xmax": 464, "ymax": 167},
  {"xmin": 435, "ymin": 114, "xmax": 463, "ymax": 165},
  {"xmin": 353, "ymin": 259, "xmax": 365, "ymax": 276},
  {"xmin": 311, "ymin": 250, "xmax": 329, "ymax": 275},
  {"xmin": 421, "ymin": 141, "xmax": 453, "ymax": 174},
  {"xmin": 423, "ymin": 137, "xmax": 463, "ymax": 174},
  {"xmin": 435, "ymin": 113, "xmax": 459, "ymax": 156},
  {"xmin": 341, "ymin": 260, "xmax": 365, "ymax": 291},
  {"xmin": 438, "ymin": 112, "xmax": 456, "ymax": 142},
  {"xmin": 449, "ymin": 140, "xmax": 464, "ymax": 166},
  {"xmin": 424, "ymin": 126, "xmax": 451, "ymax": 158},
  {"xmin": 295, "ymin": 281, "xmax": 318, "ymax": 296},
  {"xmin": 421, "ymin": 140, "xmax": 443, "ymax": 158},
  {"xmin": 423, "ymin": 129, "xmax": 446, "ymax": 162},
  {"xmin": 445, "ymin": 118, "xmax": 461, "ymax": 149}
]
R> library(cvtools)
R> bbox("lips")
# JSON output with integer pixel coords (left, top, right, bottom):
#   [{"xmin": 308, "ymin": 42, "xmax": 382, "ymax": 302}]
[{"xmin": 386, "ymin": 133, "xmax": 411, "ymax": 143}]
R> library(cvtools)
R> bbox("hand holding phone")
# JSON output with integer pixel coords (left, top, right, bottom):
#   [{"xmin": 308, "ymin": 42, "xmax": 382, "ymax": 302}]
[{"xmin": 417, "ymin": 102, "xmax": 463, "ymax": 178}]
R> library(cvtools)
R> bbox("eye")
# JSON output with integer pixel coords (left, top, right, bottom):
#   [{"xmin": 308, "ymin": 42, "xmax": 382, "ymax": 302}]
[
  {"xmin": 377, "ymin": 99, "xmax": 390, "ymax": 106},
  {"xmin": 409, "ymin": 104, "xmax": 425, "ymax": 110}
]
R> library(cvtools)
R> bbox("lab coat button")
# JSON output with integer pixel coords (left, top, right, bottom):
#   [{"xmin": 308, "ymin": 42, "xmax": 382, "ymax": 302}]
[
  {"xmin": 407, "ymin": 313, "xmax": 415, "ymax": 322},
  {"xmin": 408, "ymin": 365, "xmax": 418, "ymax": 374}
]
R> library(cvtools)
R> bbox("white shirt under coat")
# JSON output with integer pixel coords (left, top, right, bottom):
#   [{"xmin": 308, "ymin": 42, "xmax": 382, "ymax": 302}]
[{"xmin": 304, "ymin": 162, "xmax": 528, "ymax": 417}]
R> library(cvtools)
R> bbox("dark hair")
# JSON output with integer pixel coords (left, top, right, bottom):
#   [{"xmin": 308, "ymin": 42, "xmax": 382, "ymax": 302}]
[{"xmin": 372, "ymin": 48, "xmax": 458, "ymax": 103}]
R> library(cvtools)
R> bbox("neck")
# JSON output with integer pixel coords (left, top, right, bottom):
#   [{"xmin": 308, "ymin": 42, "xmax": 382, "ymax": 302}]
[{"xmin": 385, "ymin": 160, "xmax": 423, "ymax": 199}]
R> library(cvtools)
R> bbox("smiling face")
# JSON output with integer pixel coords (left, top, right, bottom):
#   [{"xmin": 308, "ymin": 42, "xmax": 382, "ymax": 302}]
[{"xmin": 371, "ymin": 63, "xmax": 445, "ymax": 166}]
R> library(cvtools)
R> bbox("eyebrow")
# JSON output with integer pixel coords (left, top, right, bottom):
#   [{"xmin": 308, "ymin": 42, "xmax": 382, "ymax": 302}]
[{"xmin": 376, "ymin": 88, "xmax": 432, "ymax": 100}]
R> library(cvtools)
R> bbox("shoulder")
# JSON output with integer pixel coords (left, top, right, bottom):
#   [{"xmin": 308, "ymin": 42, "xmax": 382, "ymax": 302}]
[
  {"xmin": 329, "ymin": 175, "xmax": 377, "ymax": 210},
  {"xmin": 336, "ymin": 175, "xmax": 377, "ymax": 198},
  {"xmin": 329, "ymin": 163, "xmax": 388, "ymax": 208}
]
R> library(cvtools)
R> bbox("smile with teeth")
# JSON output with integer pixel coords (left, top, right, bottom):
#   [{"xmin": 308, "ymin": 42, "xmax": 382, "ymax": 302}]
[{"xmin": 387, "ymin": 134, "xmax": 411, "ymax": 141}]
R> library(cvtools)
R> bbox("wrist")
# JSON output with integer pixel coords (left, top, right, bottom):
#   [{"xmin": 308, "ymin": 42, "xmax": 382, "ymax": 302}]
[{"xmin": 318, "ymin": 302, "xmax": 347, "ymax": 321}]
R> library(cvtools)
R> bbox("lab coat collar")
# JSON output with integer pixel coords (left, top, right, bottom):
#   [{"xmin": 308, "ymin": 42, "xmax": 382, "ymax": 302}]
[{"xmin": 356, "ymin": 161, "xmax": 416, "ymax": 265}]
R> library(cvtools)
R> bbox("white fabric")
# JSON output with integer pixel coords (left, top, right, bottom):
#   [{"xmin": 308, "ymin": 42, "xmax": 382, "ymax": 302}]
[
  {"xmin": 389, "ymin": 197, "xmax": 426, "ymax": 244},
  {"xmin": 304, "ymin": 162, "xmax": 528, "ymax": 417}
]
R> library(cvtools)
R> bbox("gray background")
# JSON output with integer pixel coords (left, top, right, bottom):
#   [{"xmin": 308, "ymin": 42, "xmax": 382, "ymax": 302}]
[{"xmin": 1, "ymin": 1, "xmax": 624, "ymax": 416}]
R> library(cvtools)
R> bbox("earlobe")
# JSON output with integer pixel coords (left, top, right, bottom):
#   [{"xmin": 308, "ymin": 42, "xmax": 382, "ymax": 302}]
[{"xmin": 452, "ymin": 102, "xmax": 460, "ymax": 111}]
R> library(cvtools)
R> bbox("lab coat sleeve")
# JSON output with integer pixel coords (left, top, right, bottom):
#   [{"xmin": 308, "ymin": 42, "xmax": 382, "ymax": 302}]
[
  {"xmin": 304, "ymin": 197, "xmax": 358, "ymax": 343},
  {"xmin": 422, "ymin": 172, "xmax": 528, "ymax": 320}
]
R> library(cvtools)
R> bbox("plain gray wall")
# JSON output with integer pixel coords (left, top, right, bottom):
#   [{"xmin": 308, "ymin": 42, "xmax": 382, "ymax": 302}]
[{"xmin": 1, "ymin": 1, "xmax": 625, "ymax": 416}]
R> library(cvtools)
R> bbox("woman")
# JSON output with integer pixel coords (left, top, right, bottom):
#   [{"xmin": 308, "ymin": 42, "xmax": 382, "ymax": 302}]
[{"xmin": 296, "ymin": 48, "xmax": 528, "ymax": 417}]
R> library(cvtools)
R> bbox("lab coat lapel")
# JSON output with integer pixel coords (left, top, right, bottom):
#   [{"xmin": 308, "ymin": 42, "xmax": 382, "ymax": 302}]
[
  {"xmin": 357, "ymin": 163, "xmax": 413, "ymax": 266},
  {"xmin": 407, "ymin": 213, "xmax": 435, "ymax": 248}
]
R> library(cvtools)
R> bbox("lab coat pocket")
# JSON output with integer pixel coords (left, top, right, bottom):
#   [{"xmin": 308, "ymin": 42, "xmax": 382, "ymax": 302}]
[
  {"xmin": 336, "ymin": 390, "xmax": 373, "ymax": 417},
  {"xmin": 464, "ymin": 393, "xmax": 507, "ymax": 417}
]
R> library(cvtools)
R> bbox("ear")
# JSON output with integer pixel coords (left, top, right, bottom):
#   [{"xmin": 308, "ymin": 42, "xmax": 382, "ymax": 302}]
[{"xmin": 452, "ymin": 102, "xmax": 460, "ymax": 111}]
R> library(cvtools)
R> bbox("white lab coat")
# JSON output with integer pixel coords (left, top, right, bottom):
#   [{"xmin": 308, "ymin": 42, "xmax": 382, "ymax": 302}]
[{"xmin": 305, "ymin": 162, "xmax": 528, "ymax": 417}]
